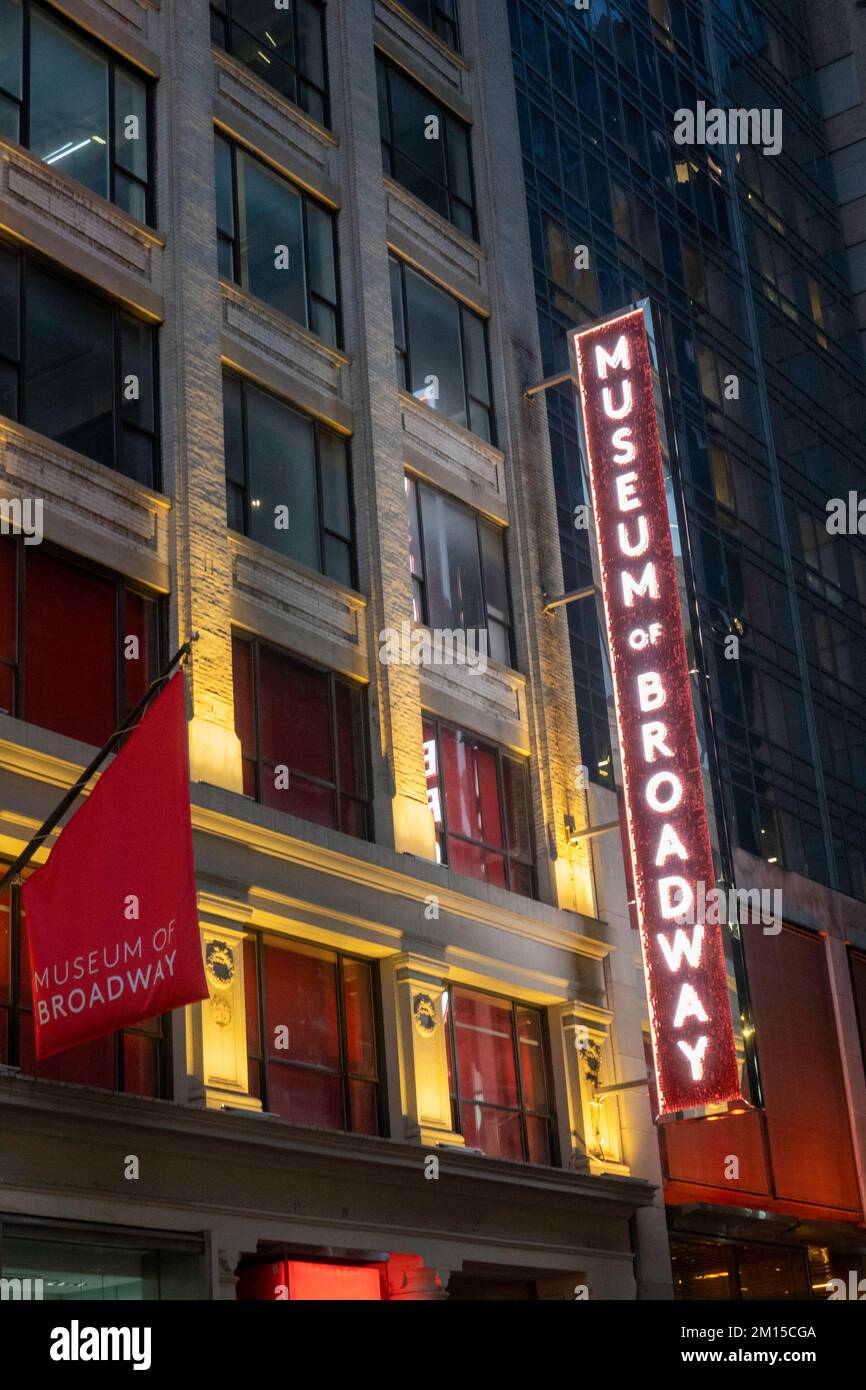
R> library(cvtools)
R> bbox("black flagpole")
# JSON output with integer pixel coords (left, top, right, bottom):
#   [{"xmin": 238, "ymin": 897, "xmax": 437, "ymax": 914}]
[{"xmin": 0, "ymin": 633, "xmax": 199, "ymax": 898}]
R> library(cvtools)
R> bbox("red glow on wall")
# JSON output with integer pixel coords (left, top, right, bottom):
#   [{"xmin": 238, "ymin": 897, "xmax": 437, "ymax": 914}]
[
  {"xmin": 237, "ymin": 1260, "xmax": 382, "ymax": 1301},
  {"xmin": 570, "ymin": 308, "xmax": 741, "ymax": 1115}
]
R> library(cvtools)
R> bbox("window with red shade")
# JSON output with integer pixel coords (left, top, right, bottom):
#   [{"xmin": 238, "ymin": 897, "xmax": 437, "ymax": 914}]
[
  {"xmin": 422, "ymin": 716, "xmax": 535, "ymax": 896},
  {"xmin": 244, "ymin": 932, "xmax": 382, "ymax": 1136},
  {"xmin": 0, "ymin": 539, "xmax": 161, "ymax": 747},
  {"xmin": 232, "ymin": 634, "xmax": 371, "ymax": 840},
  {"xmin": 443, "ymin": 985, "xmax": 554, "ymax": 1165},
  {"xmin": 0, "ymin": 872, "xmax": 166, "ymax": 1095}
]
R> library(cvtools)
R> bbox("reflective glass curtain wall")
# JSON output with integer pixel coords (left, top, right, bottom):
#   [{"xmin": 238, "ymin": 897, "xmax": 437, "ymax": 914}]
[{"xmin": 509, "ymin": 0, "xmax": 866, "ymax": 901}]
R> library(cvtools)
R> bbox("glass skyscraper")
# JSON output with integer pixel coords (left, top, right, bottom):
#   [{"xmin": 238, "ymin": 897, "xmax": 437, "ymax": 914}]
[{"xmin": 510, "ymin": 0, "xmax": 866, "ymax": 902}]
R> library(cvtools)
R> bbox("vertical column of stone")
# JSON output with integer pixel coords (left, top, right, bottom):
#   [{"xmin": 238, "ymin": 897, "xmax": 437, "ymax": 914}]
[
  {"xmin": 328, "ymin": 1, "xmax": 436, "ymax": 861},
  {"xmin": 461, "ymin": 2, "xmax": 595, "ymax": 915},
  {"xmin": 158, "ymin": 0, "xmax": 242, "ymax": 793}
]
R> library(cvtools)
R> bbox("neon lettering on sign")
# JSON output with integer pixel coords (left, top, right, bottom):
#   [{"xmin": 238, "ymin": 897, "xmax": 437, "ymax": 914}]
[{"xmin": 570, "ymin": 307, "xmax": 741, "ymax": 1115}]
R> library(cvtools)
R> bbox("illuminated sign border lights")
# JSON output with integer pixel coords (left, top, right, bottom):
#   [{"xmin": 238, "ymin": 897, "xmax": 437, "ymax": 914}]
[{"xmin": 570, "ymin": 305, "xmax": 742, "ymax": 1116}]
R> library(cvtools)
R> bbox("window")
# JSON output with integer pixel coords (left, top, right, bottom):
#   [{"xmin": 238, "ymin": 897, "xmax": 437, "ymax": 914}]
[
  {"xmin": 398, "ymin": 0, "xmax": 459, "ymax": 50},
  {"xmin": 223, "ymin": 373, "xmax": 353, "ymax": 585},
  {"xmin": 0, "ymin": 873, "xmax": 167, "ymax": 1094},
  {"xmin": 232, "ymin": 634, "xmax": 371, "ymax": 840},
  {"xmin": 0, "ymin": 244, "xmax": 158, "ymax": 486},
  {"xmin": 377, "ymin": 56, "xmax": 475, "ymax": 237},
  {"xmin": 390, "ymin": 256, "xmax": 493, "ymax": 442},
  {"xmin": 215, "ymin": 136, "xmax": 340, "ymax": 346},
  {"xmin": 443, "ymin": 986, "xmax": 553, "ymax": 1163},
  {"xmin": 422, "ymin": 716, "xmax": 535, "ymax": 896},
  {"xmin": 0, "ymin": 538, "xmax": 161, "ymax": 747},
  {"xmin": 243, "ymin": 933, "xmax": 382, "ymax": 1134},
  {"xmin": 406, "ymin": 475, "xmax": 513, "ymax": 665},
  {"xmin": 0, "ymin": 1, "xmax": 152, "ymax": 222},
  {"xmin": 210, "ymin": 0, "xmax": 328, "ymax": 126}
]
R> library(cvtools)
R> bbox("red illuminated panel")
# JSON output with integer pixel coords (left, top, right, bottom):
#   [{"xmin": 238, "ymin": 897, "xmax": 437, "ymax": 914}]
[
  {"xmin": 570, "ymin": 308, "xmax": 741, "ymax": 1115},
  {"xmin": 287, "ymin": 1261, "xmax": 382, "ymax": 1300}
]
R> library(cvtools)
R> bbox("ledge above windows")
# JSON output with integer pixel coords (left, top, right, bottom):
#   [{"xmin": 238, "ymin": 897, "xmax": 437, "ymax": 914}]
[
  {"xmin": 400, "ymin": 392, "xmax": 505, "ymax": 518},
  {"xmin": 0, "ymin": 138, "xmax": 165, "ymax": 319},
  {"xmin": 385, "ymin": 179, "xmax": 487, "ymax": 309},
  {"xmin": 0, "ymin": 415, "xmax": 171, "ymax": 592},
  {"xmin": 220, "ymin": 281, "xmax": 353, "ymax": 432},
  {"xmin": 418, "ymin": 644, "xmax": 529, "ymax": 758},
  {"xmin": 374, "ymin": 0, "xmax": 468, "ymax": 104},
  {"xmin": 213, "ymin": 48, "xmax": 337, "ymax": 189},
  {"xmin": 229, "ymin": 533, "xmax": 368, "ymax": 684}
]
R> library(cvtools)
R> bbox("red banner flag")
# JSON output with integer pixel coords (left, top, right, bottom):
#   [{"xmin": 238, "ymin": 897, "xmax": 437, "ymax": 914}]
[{"xmin": 22, "ymin": 672, "xmax": 208, "ymax": 1059}]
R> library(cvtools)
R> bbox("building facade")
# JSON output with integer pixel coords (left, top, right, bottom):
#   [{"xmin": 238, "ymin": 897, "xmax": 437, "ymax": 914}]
[
  {"xmin": 509, "ymin": 0, "xmax": 866, "ymax": 1298},
  {"xmin": 0, "ymin": 0, "xmax": 673, "ymax": 1301}
]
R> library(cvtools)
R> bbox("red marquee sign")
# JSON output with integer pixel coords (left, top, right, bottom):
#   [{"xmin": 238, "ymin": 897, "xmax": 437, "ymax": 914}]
[{"xmin": 570, "ymin": 307, "xmax": 742, "ymax": 1115}]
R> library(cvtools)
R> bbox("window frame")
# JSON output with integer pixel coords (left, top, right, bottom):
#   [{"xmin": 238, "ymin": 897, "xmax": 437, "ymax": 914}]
[
  {"xmin": 423, "ymin": 714, "xmax": 536, "ymax": 897},
  {"xmin": 233, "ymin": 631, "xmax": 373, "ymax": 842},
  {"xmin": 0, "ymin": 0, "xmax": 155, "ymax": 224},
  {"xmin": 210, "ymin": 0, "xmax": 330, "ymax": 128},
  {"xmin": 0, "ymin": 872, "xmax": 171, "ymax": 1095},
  {"xmin": 215, "ymin": 134, "xmax": 342, "ymax": 348},
  {"xmin": 244, "ymin": 929, "xmax": 386, "ymax": 1137},
  {"xmin": 377, "ymin": 54, "xmax": 476, "ymax": 238},
  {"xmin": 0, "ymin": 240, "xmax": 160, "ymax": 488},
  {"xmin": 0, "ymin": 535, "xmax": 166, "ymax": 740},
  {"xmin": 407, "ymin": 473, "xmax": 514, "ymax": 668},
  {"xmin": 390, "ymin": 254, "xmax": 495, "ymax": 444},
  {"xmin": 223, "ymin": 371, "xmax": 355, "ymax": 587},
  {"xmin": 444, "ymin": 983, "xmax": 556, "ymax": 1166}
]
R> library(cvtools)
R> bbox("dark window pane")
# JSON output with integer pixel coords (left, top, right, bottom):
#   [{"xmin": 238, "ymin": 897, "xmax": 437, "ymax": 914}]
[
  {"xmin": 461, "ymin": 308, "xmax": 490, "ymax": 408},
  {"xmin": 29, "ymin": 11, "xmax": 109, "ymax": 200},
  {"xmin": 0, "ymin": 359, "xmax": 16, "ymax": 421},
  {"xmin": 245, "ymin": 387, "xmax": 319, "ymax": 569},
  {"xmin": 24, "ymin": 268, "xmax": 114, "ymax": 468},
  {"xmin": 23, "ymin": 551, "xmax": 117, "ymax": 745},
  {"xmin": 114, "ymin": 68, "xmax": 148, "ymax": 182},
  {"xmin": 238, "ymin": 153, "xmax": 306, "ymax": 322},
  {"xmin": 323, "ymin": 535, "xmax": 352, "ymax": 587},
  {"xmin": 215, "ymin": 137, "xmax": 236, "ymax": 242},
  {"xmin": 297, "ymin": 0, "xmax": 326, "ymax": 102},
  {"xmin": 319, "ymin": 430, "xmax": 350, "ymax": 538},
  {"xmin": 114, "ymin": 172, "xmax": 146, "ymax": 223},
  {"xmin": 119, "ymin": 426, "xmax": 154, "ymax": 488},
  {"xmin": 0, "ymin": 91, "xmax": 18, "ymax": 142},
  {"xmin": 390, "ymin": 258, "xmax": 406, "ymax": 356},
  {"xmin": 306, "ymin": 201, "xmax": 337, "ymax": 312},
  {"xmin": 418, "ymin": 486, "xmax": 485, "ymax": 632},
  {"xmin": 0, "ymin": 244, "xmax": 19, "ymax": 364},
  {"xmin": 0, "ymin": 0, "xmax": 23, "ymax": 101},
  {"xmin": 404, "ymin": 267, "xmax": 466, "ymax": 425},
  {"xmin": 121, "ymin": 314, "xmax": 154, "ymax": 433},
  {"xmin": 223, "ymin": 373, "xmax": 245, "ymax": 487}
]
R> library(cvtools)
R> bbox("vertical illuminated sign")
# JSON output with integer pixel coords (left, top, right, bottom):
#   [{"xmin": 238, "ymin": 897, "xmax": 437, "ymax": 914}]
[{"xmin": 570, "ymin": 307, "xmax": 742, "ymax": 1115}]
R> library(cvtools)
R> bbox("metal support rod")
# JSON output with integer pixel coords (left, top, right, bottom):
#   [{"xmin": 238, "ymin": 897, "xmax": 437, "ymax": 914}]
[
  {"xmin": 524, "ymin": 370, "xmax": 577, "ymax": 400},
  {"xmin": 567, "ymin": 820, "xmax": 621, "ymax": 845},
  {"xmin": 0, "ymin": 634, "xmax": 199, "ymax": 897},
  {"xmin": 543, "ymin": 584, "xmax": 598, "ymax": 614},
  {"xmin": 593, "ymin": 1078, "xmax": 650, "ymax": 1097}
]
